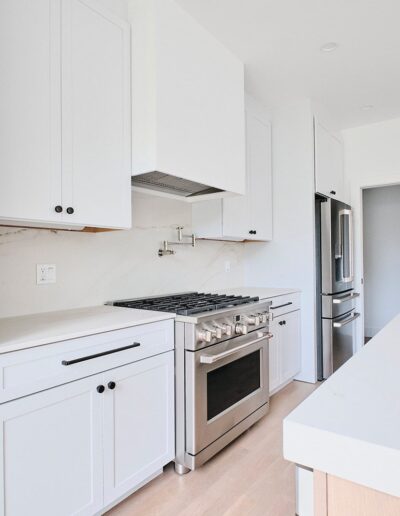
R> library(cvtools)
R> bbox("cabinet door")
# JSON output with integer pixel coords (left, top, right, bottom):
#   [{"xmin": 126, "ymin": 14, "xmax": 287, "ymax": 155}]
[
  {"xmin": 280, "ymin": 310, "xmax": 301, "ymax": 383},
  {"xmin": 61, "ymin": 0, "xmax": 131, "ymax": 229},
  {"xmin": 0, "ymin": 375, "xmax": 103, "ymax": 516},
  {"xmin": 223, "ymin": 103, "xmax": 273, "ymax": 241},
  {"xmin": 0, "ymin": 0, "xmax": 62, "ymax": 225},
  {"xmin": 246, "ymin": 112, "xmax": 272, "ymax": 240},
  {"xmin": 315, "ymin": 120, "xmax": 344, "ymax": 200},
  {"xmin": 269, "ymin": 318, "xmax": 281, "ymax": 394},
  {"xmin": 103, "ymin": 351, "xmax": 175, "ymax": 505}
]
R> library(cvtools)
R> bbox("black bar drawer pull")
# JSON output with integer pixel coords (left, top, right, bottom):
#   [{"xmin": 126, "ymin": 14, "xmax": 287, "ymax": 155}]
[
  {"xmin": 270, "ymin": 302, "xmax": 293, "ymax": 310},
  {"xmin": 62, "ymin": 342, "xmax": 141, "ymax": 366}
]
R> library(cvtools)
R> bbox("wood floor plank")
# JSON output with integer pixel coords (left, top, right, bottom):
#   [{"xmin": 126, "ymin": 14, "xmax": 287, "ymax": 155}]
[{"xmin": 106, "ymin": 380, "xmax": 318, "ymax": 516}]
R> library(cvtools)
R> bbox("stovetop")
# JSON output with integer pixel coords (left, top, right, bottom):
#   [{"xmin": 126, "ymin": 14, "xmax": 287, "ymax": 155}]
[{"xmin": 112, "ymin": 292, "xmax": 260, "ymax": 316}]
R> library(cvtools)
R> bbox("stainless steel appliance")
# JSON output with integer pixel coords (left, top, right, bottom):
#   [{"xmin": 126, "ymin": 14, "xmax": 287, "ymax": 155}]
[
  {"xmin": 110, "ymin": 292, "xmax": 272, "ymax": 474},
  {"xmin": 315, "ymin": 196, "xmax": 360, "ymax": 379}
]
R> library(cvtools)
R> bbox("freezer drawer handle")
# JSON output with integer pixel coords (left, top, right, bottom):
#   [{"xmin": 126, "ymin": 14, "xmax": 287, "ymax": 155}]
[
  {"xmin": 200, "ymin": 332, "xmax": 273, "ymax": 364},
  {"xmin": 61, "ymin": 342, "xmax": 141, "ymax": 366},
  {"xmin": 333, "ymin": 312, "xmax": 360, "ymax": 328},
  {"xmin": 270, "ymin": 302, "xmax": 293, "ymax": 310},
  {"xmin": 333, "ymin": 292, "xmax": 360, "ymax": 304}
]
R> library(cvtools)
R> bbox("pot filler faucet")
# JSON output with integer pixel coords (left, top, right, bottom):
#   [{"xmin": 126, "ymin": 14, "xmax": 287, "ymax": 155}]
[{"xmin": 158, "ymin": 226, "xmax": 196, "ymax": 257}]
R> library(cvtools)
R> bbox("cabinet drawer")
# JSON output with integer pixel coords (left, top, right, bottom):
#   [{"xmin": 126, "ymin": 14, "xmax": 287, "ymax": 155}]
[
  {"xmin": 269, "ymin": 293, "xmax": 300, "ymax": 318},
  {"xmin": 0, "ymin": 319, "xmax": 174, "ymax": 403}
]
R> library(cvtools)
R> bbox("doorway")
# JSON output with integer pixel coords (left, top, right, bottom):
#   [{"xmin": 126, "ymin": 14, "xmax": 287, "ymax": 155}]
[{"xmin": 362, "ymin": 185, "xmax": 400, "ymax": 341}]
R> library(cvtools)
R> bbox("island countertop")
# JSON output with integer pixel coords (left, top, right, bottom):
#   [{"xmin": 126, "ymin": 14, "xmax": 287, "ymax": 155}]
[{"xmin": 283, "ymin": 312, "xmax": 400, "ymax": 498}]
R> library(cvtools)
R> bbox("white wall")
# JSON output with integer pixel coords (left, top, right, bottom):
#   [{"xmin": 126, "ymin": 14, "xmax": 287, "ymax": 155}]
[
  {"xmin": 363, "ymin": 185, "xmax": 400, "ymax": 337},
  {"xmin": 245, "ymin": 100, "xmax": 317, "ymax": 383},
  {"xmin": 0, "ymin": 192, "xmax": 245, "ymax": 318},
  {"xmin": 343, "ymin": 117, "xmax": 400, "ymax": 348}
]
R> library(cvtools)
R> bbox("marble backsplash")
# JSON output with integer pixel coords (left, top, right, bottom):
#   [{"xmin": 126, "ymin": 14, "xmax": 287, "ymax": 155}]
[{"xmin": 0, "ymin": 192, "xmax": 245, "ymax": 318}]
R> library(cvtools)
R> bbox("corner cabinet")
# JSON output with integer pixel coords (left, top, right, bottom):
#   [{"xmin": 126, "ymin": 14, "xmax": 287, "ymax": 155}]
[
  {"xmin": 314, "ymin": 119, "xmax": 344, "ymax": 201},
  {"xmin": 0, "ymin": 0, "xmax": 131, "ymax": 230},
  {"xmin": 192, "ymin": 95, "xmax": 272, "ymax": 241},
  {"xmin": 268, "ymin": 293, "xmax": 301, "ymax": 394},
  {"xmin": 0, "ymin": 320, "xmax": 174, "ymax": 516}
]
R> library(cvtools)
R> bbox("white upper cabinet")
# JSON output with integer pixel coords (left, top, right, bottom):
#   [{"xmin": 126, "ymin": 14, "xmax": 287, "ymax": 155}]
[
  {"xmin": 192, "ymin": 95, "xmax": 272, "ymax": 240},
  {"xmin": 0, "ymin": 0, "xmax": 62, "ymax": 225},
  {"xmin": 314, "ymin": 119, "xmax": 344, "ymax": 201},
  {"xmin": 130, "ymin": 0, "xmax": 246, "ymax": 197},
  {"xmin": 61, "ymin": 0, "xmax": 132, "ymax": 229},
  {"xmin": 0, "ymin": 0, "xmax": 131, "ymax": 230}
]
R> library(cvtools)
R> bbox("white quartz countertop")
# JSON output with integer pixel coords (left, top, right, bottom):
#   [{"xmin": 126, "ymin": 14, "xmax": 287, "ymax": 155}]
[
  {"xmin": 0, "ymin": 305, "xmax": 175, "ymax": 354},
  {"xmin": 284, "ymin": 312, "xmax": 400, "ymax": 498},
  {"xmin": 215, "ymin": 287, "xmax": 300, "ymax": 299}
]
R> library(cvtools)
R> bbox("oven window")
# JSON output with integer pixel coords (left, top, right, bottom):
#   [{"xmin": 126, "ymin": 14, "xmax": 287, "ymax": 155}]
[{"xmin": 207, "ymin": 350, "xmax": 261, "ymax": 421}]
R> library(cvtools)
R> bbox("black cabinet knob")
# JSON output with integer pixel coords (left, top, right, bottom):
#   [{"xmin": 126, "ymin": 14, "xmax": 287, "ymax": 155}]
[
  {"xmin": 330, "ymin": 190, "xmax": 336, "ymax": 195},
  {"xmin": 96, "ymin": 385, "xmax": 105, "ymax": 394},
  {"xmin": 249, "ymin": 230, "xmax": 257, "ymax": 235},
  {"xmin": 66, "ymin": 207, "xmax": 74, "ymax": 214},
  {"xmin": 108, "ymin": 381, "xmax": 116, "ymax": 390},
  {"xmin": 55, "ymin": 205, "xmax": 63, "ymax": 213}
]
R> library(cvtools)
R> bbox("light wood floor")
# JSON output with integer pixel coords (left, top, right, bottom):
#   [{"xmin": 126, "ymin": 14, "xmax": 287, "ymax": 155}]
[{"xmin": 107, "ymin": 380, "xmax": 318, "ymax": 516}]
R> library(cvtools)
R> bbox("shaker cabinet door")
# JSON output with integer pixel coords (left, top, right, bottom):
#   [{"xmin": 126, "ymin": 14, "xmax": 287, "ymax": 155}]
[
  {"xmin": 0, "ymin": 375, "xmax": 104, "ymax": 516},
  {"xmin": 103, "ymin": 351, "xmax": 175, "ymax": 505},
  {"xmin": 0, "ymin": 0, "xmax": 62, "ymax": 225},
  {"xmin": 246, "ymin": 111, "xmax": 272, "ymax": 240},
  {"xmin": 280, "ymin": 310, "xmax": 302, "ymax": 382},
  {"xmin": 314, "ymin": 120, "xmax": 344, "ymax": 201},
  {"xmin": 61, "ymin": 0, "xmax": 131, "ymax": 229}
]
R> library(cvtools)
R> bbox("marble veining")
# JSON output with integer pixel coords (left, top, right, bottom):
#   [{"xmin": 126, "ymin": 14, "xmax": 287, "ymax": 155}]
[{"xmin": 0, "ymin": 192, "xmax": 245, "ymax": 318}]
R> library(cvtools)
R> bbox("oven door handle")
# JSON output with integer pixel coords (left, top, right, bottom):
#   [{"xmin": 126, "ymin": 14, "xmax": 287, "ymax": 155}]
[
  {"xmin": 333, "ymin": 312, "xmax": 360, "ymax": 328},
  {"xmin": 199, "ymin": 332, "xmax": 273, "ymax": 364}
]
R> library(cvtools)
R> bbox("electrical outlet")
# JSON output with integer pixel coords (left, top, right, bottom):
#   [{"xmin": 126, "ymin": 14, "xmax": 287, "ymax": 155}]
[
  {"xmin": 224, "ymin": 261, "xmax": 231, "ymax": 273},
  {"xmin": 36, "ymin": 264, "xmax": 56, "ymax": 285}
]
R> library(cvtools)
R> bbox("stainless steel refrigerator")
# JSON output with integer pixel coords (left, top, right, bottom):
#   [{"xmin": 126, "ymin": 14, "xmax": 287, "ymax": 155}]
[{"xmin": 315, "ymin": 196, "xmax": 360, "ymax": 380}]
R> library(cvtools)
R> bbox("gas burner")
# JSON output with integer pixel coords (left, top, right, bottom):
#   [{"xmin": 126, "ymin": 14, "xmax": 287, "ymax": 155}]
[{"xmin": 113, "ymin": 292, "xmax": 260, "ymax": 316}]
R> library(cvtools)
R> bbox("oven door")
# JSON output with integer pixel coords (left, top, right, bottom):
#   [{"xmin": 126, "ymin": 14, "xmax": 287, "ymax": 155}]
[{"xmin": 185, "ymin": 330, "xmax": 271, "ymax": 455}]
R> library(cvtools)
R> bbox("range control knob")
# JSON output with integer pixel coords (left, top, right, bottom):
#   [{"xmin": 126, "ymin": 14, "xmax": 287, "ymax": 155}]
[
  {"xmin": 244, "ymin": 315, "xmax": 260, "ymax": 326},
  {"xmin": 222, "ymin": 324, "xmax": 233, "ymax": 337},
  {"xmin": 235, "ymin": 323, "xmax": 248, "ymax": 335},
  {"xmin": 198, "ymin": 329, "xmax": 212, "ymax": 343},
  {"xmin": 211, "ymin": 327, "xmax": 223, "ymax": 339},
  {"xmin": 258, "ymin": 313, "xmax": 268, "ymax": 324}
]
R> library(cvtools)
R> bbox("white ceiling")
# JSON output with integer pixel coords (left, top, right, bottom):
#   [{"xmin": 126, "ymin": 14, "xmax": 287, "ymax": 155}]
[{"xmin": 176, "ymin": 0, "xmax": 400, "ymax": 129}]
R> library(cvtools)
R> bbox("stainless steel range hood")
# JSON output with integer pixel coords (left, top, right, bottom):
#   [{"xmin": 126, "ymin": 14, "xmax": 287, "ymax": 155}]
[{"xmin": 131, "ymin": 171, "xmax": 225, "ymax": 200}]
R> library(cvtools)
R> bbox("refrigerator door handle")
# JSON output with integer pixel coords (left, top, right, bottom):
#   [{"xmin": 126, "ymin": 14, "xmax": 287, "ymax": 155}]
[
  {"xmin": 333, "ymin": 312, "xmax": 360, "ymax": 328},
  {"xmin": 339, "ymin": 209, "xmax": 354, "ymax": 283}
]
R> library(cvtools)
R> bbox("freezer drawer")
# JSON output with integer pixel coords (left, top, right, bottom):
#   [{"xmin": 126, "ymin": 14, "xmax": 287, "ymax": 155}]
[
  {"xmin": 322, "ymin": 310, "xmax": 360, "ymax": 379},
  {"xmin": 322, "ymin": 291, "xmax": 360, "ymax": 318}
]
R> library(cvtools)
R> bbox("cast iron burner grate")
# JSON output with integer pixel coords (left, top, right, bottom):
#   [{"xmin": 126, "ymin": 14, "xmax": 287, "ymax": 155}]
[{"xmin": 114, "ymin": 292, "xmax": 260, "ymax": 316}]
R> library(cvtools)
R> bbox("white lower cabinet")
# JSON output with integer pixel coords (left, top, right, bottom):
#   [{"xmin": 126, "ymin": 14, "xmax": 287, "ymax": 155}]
[
  {"xmin": 103, "ymin": 352, "xmax": 174, "ymax": 506},
  {"xmin": 0, "ymin": 324, "xmax": 174, "ymax": 516},
  {"xmin": 269, "ymin": 306, "xmax": 301, "ymax": 394},
  {"xmin": 0, "ymin": 374, "xmax": 104, "ymax": 516}
]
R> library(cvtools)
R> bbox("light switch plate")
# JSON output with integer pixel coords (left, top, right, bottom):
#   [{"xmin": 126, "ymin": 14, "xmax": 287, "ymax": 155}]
[{"xmin": 36, "ymin": 264, "xmax": 56, "ymax": 285}]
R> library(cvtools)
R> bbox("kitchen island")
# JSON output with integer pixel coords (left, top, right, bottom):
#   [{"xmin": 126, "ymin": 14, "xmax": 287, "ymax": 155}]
[{"xmin": 284, "ymin": 312, "xmax": 400, "ymax": 515}]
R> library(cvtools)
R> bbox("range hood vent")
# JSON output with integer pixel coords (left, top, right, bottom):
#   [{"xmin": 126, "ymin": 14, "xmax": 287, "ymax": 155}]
[{"xmin": 131, "ymin": 171, "xmax": 224, "ymax": 198}]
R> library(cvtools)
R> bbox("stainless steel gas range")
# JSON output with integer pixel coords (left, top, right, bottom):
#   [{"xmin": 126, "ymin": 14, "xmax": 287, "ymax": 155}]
[{"xmin": 110, "ymin": 292, "xmax": 273, "ymax": 475}]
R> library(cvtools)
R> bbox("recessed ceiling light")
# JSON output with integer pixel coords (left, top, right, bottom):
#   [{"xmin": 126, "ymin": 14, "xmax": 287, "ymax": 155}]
[
  {"xmin": 361, "ymin": 104, "xmax": 374, "ymax": 111},
  {"xmin": 320, "ymin": 42, "xmax": 339, "ymax": 53}
]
